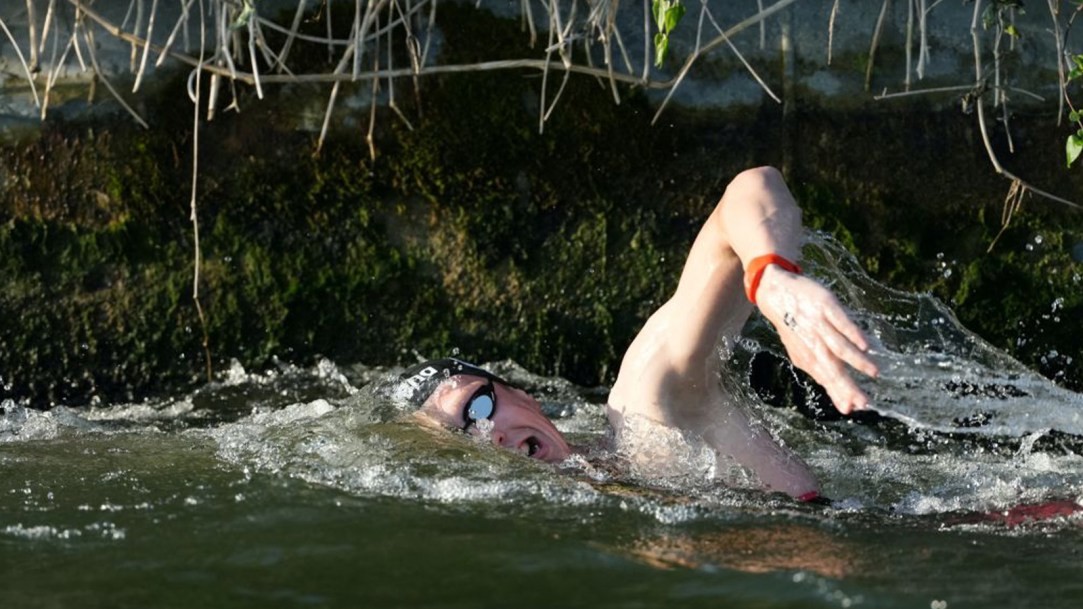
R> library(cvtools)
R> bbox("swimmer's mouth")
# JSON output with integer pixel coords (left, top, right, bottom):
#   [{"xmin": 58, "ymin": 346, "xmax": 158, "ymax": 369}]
[{"xmin": 526, "ymin": 436, "xmax": 542, "ymax": 459}]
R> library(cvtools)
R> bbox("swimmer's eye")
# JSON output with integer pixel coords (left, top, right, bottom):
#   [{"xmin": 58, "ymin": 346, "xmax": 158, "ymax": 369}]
[{"xmin": 461, "ymin": 380, "xmax": 497, "ymax": 431}]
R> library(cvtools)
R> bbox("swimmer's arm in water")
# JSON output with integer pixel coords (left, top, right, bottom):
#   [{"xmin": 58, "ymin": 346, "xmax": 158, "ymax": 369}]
[
  {"xmin": 611, "ymin": 167, "xmax": 877, "ymax": 420},
  {"xmin": 608, "ymin": 167, "xmax": 878, "ymax": 497},
  {"xmin": 718, "ymin": 167, "xmax": 880, "ymax": 413}
]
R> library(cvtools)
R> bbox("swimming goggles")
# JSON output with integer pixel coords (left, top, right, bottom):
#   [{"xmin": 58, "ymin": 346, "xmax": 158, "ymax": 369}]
[{"xmin": 462, "ymin": 380, "xmax": 497, "ymax": 430}]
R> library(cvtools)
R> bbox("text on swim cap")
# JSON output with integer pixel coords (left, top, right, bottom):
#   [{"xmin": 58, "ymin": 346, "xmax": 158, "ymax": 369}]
[{"xmin": 404, "ymin": 366, "xmax": 439, "ymax": 391}]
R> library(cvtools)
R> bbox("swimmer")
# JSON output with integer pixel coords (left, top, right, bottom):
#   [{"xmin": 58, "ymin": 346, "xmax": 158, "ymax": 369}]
[{"xmin": 396, "ymin": 166, "xmax": 880, "ymax": 500}]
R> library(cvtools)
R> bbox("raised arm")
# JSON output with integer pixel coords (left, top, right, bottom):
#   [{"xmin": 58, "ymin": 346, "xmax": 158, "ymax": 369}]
[
  {"xmin": 719, "ymin": 167, "xmax": 879, "ymax": 414},
  {"xmin": 608, "ymin": 167, "xmax": 878, "ymax": 498}
]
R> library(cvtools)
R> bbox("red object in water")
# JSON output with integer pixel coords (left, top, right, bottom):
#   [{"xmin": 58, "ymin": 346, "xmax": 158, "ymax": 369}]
[{"xmin": 980, "ymin": 500, "xmax": 1083, "ymax": 527}]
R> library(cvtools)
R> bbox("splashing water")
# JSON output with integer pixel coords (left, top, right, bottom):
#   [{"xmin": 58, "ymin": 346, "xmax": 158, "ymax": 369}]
[{"xmin": 3, "ymin": 231, "xmax": 1083, "ymax": 608}]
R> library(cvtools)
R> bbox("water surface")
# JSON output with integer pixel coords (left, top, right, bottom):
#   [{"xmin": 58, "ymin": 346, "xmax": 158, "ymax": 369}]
[{"xmin": 4, "ymin": 234, "xmax": 1082, "ymax": 608}]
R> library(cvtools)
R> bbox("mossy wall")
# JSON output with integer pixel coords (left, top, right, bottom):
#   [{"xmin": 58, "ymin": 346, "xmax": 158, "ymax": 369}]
[{"xmin": 2, "ymin": 7, "xmax": 1082, "ymax": 407}]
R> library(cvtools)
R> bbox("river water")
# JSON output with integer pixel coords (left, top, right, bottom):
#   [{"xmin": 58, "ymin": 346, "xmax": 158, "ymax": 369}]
[{"xmin": 3, "ymin": 233, "xmax": 1082, "ymax": 608}]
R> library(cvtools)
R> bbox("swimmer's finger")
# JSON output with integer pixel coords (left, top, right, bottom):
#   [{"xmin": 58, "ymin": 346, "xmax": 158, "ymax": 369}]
[
  {"xmin": 812, "ymin": 319, "xmax": 877, "ymax": 379},
  {"xmin": 830, "ymin": 332, "xmax": 880, "ymax": 379},
  {"xmin": 819, "ymin": 365, "xmax": 869, "ymax": 414},
  {"xmin": 823, "ymin": 302, "xmax": 870, "ymax": 352},
  {"xmin": 798, "ymin": 339, "xmax": 868, "ymax": 414}
]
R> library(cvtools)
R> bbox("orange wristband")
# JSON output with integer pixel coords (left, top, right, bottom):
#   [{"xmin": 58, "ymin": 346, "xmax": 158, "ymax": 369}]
[{"xmin": 744, "ymin": 254, "xmax": 801, "ymax": 305}]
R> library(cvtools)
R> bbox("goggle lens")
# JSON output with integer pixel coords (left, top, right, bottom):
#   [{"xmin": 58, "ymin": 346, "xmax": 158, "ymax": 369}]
[{"xmin": 463, "ymin": 381, "xmax": 497, "ymax": 429}]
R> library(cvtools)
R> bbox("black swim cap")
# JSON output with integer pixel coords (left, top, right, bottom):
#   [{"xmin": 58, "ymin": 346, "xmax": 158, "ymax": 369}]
[{"xmin": 396, "ymin": 358, "xmax": 508, "ymax": 409}]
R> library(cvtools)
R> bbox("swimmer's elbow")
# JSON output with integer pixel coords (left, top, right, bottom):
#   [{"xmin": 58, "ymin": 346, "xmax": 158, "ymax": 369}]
[
  {"xmin": 726, "ymin": 166, "xmax": 782, "ymax": 196},
  {"xmin": 736, "ymin": 165, "xmax": 783, "ymax": 185},
  {"xmin": 717, "ymin": 166, "xmax": 802, "ymax": 229}
]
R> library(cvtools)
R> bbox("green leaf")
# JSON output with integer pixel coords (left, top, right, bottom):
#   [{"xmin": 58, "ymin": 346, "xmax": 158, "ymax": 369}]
[
  {"xmin": 654, "ymin": 32, "xmax": 669, "ymax": 68},
  {"xmin": 230, "ymin": 0, "xmax": 256, "ymax": 31},
  {"xmin": 1004, "ymin": 24, "xmax": 1019, "ymax": 38},
  {"xmin": 1071, "ymin": 110, "xmax": 1081, "ymax": 123},
  {"xmin": 1067, "ymin": 133, "xmax": 1083, "ymax": 168},
  {"xmin": 1070, "ymin": 66, "xmax": 1083, "ymax": 82},
  {"xmin": 652, "ymin": 0, "xmax": 667, "ymax": 31},
  {"xmin": 664, "ymin": 3, "xmax": 686, "ymax": 34}
]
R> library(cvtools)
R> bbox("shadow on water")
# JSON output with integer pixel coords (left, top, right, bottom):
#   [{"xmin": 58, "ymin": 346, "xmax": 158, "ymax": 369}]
[{"xmin": 2, "ymin": 232, "xmax": 1083, "ymax": 608}]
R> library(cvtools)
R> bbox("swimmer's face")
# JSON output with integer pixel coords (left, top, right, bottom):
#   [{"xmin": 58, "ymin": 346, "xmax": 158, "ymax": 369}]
[{"xmin": 418, "ymin": 375, "xmax": 571, "ymax": 463}]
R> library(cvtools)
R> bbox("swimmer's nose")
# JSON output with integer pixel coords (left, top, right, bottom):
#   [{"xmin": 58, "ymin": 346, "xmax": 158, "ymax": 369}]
[{"xmin": 490, "ymin": 429, "xmax": 507, "ymax": 447}]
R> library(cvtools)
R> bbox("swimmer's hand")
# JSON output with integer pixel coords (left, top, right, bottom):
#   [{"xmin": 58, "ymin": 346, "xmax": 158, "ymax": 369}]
[{"xmin": 755, "ymin": 265, "xmax": 880, "ymax": 414}]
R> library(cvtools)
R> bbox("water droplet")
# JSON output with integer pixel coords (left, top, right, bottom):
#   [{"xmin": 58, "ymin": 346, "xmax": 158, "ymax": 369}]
[
  {"xmin": 474, "ymin": 417, "xmax": 494, "ymax": 440},
  {"xmin": 1034, "ymin": 234, "xmax": 1044, "ymax": 245}
]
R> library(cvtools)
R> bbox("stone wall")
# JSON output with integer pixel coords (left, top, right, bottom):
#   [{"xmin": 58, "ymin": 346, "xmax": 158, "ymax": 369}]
[{"xmin": 1, "ymin": 2, "xmax": 1082, "ymax": 407}]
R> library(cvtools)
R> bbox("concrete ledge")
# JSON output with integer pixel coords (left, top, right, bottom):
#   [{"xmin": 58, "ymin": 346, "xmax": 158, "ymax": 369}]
[{"xmin": 1, "ymin": 0, "xmax": 1076, "ymax": 128}]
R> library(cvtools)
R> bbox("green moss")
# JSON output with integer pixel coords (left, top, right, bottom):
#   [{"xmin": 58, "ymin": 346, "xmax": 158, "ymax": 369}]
[{"xmin": 3, "ymin": 7, "xmax": 1083, "ymax": 407}]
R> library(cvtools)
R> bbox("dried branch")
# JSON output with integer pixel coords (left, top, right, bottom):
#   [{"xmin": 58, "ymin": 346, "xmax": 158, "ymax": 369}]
[
  {"xmin": 0, "ymin": 14, "xmax": 42, "ymax": 107},
  {"xmin": 132, "ymin": 0, "xmax": 158, "ymax": 92},
  {"xmin": 190, "ymin": 0, "xmax": 213, "ymax": 381},
  {"xmin": 80, "ymin": 19, "xmax": 149, "ymax": 127},
  {"xmin": 866, "ymin": 0, "xmax": 891, "ymax": 92},
  {"xmin": 652, "ymin": 0, "xmax": 802, "ymax": 124},
  {"xmin": 875, "ymin": 84, "xmax": 1044, "ymax": 102},
  {"xmin": 26, "ymin": 0, "xmax": 40, "ymax": 71},
  {"xmin": 827, "ymin": 0, "xmax": 839, "ymax": 65},
  {"xmin": 968, "ymin": 0, "xmax": 1081, "ymax": 211}
]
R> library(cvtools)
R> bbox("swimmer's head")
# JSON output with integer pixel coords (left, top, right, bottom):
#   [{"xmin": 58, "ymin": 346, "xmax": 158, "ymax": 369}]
[{"xmin": 397, "ymin": 358, "xmax": 571, "ymax": 463}]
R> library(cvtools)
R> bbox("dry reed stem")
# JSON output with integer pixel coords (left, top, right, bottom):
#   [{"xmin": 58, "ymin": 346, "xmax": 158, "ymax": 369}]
[
  {"xmin": 26, "ymin": 0, "xmax": 40, "ymax": 71},
  {"xmin": 0, "ymin": 14, "xmax": 42, "ymax": 107},
  {"xmin": 39, "ymin": 0, "xmax": 57, "ymax": 59},
  {"xmin": 701, "ymin": 1, "xmax": 780, "ymax": 104},
  {"xmin": 21, "ymin": 0, "xmax": 1070, "ymax": 212},
  {"xmin": 156, "ymin": 0, "xmax": 196, "ymax": 67},
  {"xmin": 875, "ymin": 84, "xmax": 1043, "ymax": 102},
  {"xmin": 866, "ymin": 0, "xmax": 890, "ymax": 92},
  {"xmin": 80, "ymin": 20, "xmax": 149, "ymax": 127},
  {"xmin": 652, "ymin": 0, "xmax": 801, "ymax": 124},
  {"xmin": 757, "ymin": 0, "xmax": 766, "ymax": 49},
  {"xmin": 132, "ymin": 0, "xmax": 158, "ymax": 92},
  {"xmin": 275, "ymin": 0, "xmax": 308, "ymax": 71},
  {"xmin": 640, "ymin": 0, "xmax": 649, "ymax": 82},
  {"xmin": 917, "ymin": 0, "xmax": 927, "ymax": 79},
  {"xmin": 1054, "ymin": 2, "xmax": 1083, "ymax": 127},
  {"xmin": 905, "ymin": 0, "xmax": 913, "ymax": 90},
  {"xmin": 827, "ymin": 0, "xmax": 839, "ymax": 65},
  {"xmin": 987, "ymin": 178, "xmax": 1024, "ymax": 253},
  {"xmin": 40, "ymin": 15, "xmax": 71, "ymax": 119},
  {"xmin": 1047, "ymin": 0, "xmax": 1065, "ymax": 125},
  {"xmin": 969, "ymin": 0, "xmax": 1080, "ymax": 211},
  {"xmin": 190, "ymin": 0, "xmax": 213, "ymax": 382}
]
